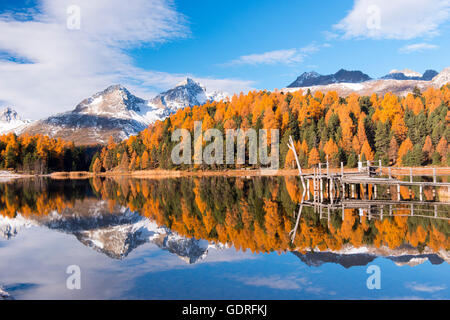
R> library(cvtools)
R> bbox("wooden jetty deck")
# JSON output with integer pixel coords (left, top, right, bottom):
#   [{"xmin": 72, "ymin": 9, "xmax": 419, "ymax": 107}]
[{"xmin": 286, "ymin": 136, "xmax": 450, "ymax": 242}]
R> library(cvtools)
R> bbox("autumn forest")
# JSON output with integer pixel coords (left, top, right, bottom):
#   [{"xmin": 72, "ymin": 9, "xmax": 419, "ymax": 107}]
[{"xmin": 0, "ymin": 85, "xmax": 449, "ymax": 173}]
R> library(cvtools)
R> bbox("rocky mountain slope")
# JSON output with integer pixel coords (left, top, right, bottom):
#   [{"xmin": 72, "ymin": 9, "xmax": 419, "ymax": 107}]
[
  {"xmin": 293, "ymin": 245, "xmax": 449, "ymax": 268},
  {"xmin": 283, "ymin": 67, "xmax": 450, "ymax": 96},
  {"xmin": 287, "ymin": 69, "xmax": 371, "ymax": 87},
  {"xmin": 19, "ymin": 80, "xmax": 227, "ymax": 145},
  {"xmin": 381, "ymin": 69, "xmax": 438, "ymax": 81},
  {"xmin": 0, "ymin": 107, "xmax": 32, "ymax": 135},
  {"xmin": 151, "ymin": 78, "xmax": 228, "ymax": 110}
]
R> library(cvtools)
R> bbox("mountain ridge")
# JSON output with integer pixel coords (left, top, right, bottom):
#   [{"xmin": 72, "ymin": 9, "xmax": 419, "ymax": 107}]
[{"xmin": 17, "ymin": 79, "xmax": 227, "ymax": 145}]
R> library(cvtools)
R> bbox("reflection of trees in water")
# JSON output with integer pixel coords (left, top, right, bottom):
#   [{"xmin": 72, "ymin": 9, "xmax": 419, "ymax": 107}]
[{"xmin": 0, "ymin": 177, "xmax": 448, "ymax": 253}]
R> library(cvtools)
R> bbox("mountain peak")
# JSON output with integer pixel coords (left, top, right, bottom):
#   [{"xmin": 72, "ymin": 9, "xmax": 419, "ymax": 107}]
[
  {"xmin": 151, "ymin": 78, "xmax": 224, "ymax": 110},
  {"xmin": 382, "ymin": 68, "xmax": 438, "ymax": 81},
  {"xmin": 73, "ymin": 84, "xmax": 145, "ymax": 114},
  {"xmin": 0, "ymin": 107, "xmax": 20, "ymax": 122},
  {"xmin": 389, "ymin": 68, "xmax": 422, "ymax": 78},
  {"xmin": 176, "ymin": 77, "xmax": 202, "ymax": 88},
  {"xmin": 432, "ymin": 67, "xmax": 450, "ymax": 87},
  {"xmin": 288, "ymin": 69, "xmax": 371, "ymax": 88},
  {"xmin": 103, "ymin": 84, "xmax": 128, "ymax": 93},
  {"xmin": 0, "ymin": 107, "xmax": 31, "ymax": 135}
]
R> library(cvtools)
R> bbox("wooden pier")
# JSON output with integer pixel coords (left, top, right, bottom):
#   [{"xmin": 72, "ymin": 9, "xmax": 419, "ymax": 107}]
[{"xmin": 286, "ymin": 136, "xmax": 450, "ymax": 243}]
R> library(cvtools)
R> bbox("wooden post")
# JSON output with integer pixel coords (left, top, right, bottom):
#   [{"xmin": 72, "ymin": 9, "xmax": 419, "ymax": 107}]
[
  {"xmin": 379, "ymin": 159, "xmax": 382, "ymax": 175},
  {"xmin": 306, "ymin": 179, "xmax": 310, "ymax": 200},
  {"xmin": 388, "ymin": 167, "xmax": 392, "ymax": 179},
  {"xmin": 433, "ymin": 168, "xmax": 436, "ymax": 183},
  {"xmin": 287, "ymin": 136, "xmax": 306, "ymax": 190},
  {"xmin": 330, "ymin": 178, "xmax": 334, "ymax": 204},
  {"xmin": 327, "ymin": 206, "xmax": 330, "ymax": 228},
  {"xmin": 326, "ymin": 155, "xmax": 329, "ymax": 178},
  {"xmin": 320, "ymin": 178, "xmax": 323, "ymax": 202},
  {"xmin": 397, "ymin": 184, "xmax": 401, "ymax": 201},
  {"xmin": 410, "ymin": 168, "xmax": 413, "ymax": 183},
  {"xmin": 419, "ymin": 185, "xmax": 423, "ymax": 202},
  {"xmin": 341, "ymin": 162, "xmax": 344, "ymax": 178}
]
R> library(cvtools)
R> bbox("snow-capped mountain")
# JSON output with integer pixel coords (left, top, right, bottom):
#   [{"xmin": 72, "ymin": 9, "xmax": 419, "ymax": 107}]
[
  {"xmin": 283, "ymin": 67, "xmax": 450, "ymax": 97},
  {"xmin": 293, "ymin": 245, "xmax": 449, "ymax": 269},
  {"xmin": 21, "ymin": 85, "xmax": 173, "ymax": 145},
  {"xmin": 0, "ymin": 201, "xmax": 220, "ymax": 263},
  {"xmin": 287, "ymin": 69, "xmax": 372, "ymax": 87},
  {"xmin": 20, "ymin": 80, "xmax": 227, "ymax": 145},
  {"xmin": 0, "ymin": 107, "xmax": 32, "ymax": 135},
  {"xmin": 432, "ymin": 67, "xmax": 450, "ymax": 87},
  {"xmin": 381, "ymin": 69, "xmax": 438, "ymax": 81},
  {"xmin": 151, "ymin": 78, "xmax": 228, "ymax": 110}
]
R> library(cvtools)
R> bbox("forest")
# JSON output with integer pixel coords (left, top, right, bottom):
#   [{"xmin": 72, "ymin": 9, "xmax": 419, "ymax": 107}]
[
  {"xmin": 0, "ymin": 85, "xmax": 449, "ymax": 174},
  {"xmin": 91, "ymin": 85, "xmax": 450, "ymax": 173},
  {"xmin": 0, "ymin": 133, "xmax": 93, "ymax": 173}
]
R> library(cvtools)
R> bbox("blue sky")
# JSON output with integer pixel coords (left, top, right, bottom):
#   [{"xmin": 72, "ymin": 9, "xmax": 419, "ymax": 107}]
[{"xmin": 0, "ymin": 0, "xmax": 449, "ymax": 119}]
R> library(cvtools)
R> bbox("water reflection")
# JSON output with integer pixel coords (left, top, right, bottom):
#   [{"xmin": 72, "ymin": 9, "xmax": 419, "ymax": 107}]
[{"xmin": 0, "ymin": 177, "xmax": 448, "ymax": 299}]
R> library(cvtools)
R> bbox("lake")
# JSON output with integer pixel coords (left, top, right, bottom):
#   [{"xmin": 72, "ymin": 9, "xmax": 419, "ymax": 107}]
[{"xmin": 0, "ymin": 176, "xmax": 449, "ymax": 299}]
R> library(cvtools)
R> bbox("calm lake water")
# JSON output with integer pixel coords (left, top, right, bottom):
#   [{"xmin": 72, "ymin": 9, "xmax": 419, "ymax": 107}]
[{"xmin": 0, "ymin": 176, "xmax": 448, "ymax": 300}]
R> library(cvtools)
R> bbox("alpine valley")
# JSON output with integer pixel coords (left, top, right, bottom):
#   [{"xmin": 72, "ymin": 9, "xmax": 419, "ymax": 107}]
[{"xmin": 0, "ymin": 67, "xmax": 449, "ymax": 146}]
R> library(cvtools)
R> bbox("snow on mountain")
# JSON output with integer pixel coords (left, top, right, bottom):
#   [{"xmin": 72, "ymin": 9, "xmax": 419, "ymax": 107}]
[
  {"xmin": 287, "ymin": 69, "xmax": 371, "ymax": 88},
  {"xmin": 20, "ymin": 80, "xmax": 227, "ymax": 145},
  {"xmin": 21, "ymin": 85, "xmax": 174, "ymax": 145},
  {"xmin": 151, "ymin": 78, "xmax": 228, "ymax": 110},
  {"xmin": 293, "ymin": 245, "xmax": 449, "ymax": 269},
  {"xmin": 0, "ymin": 214, "xmax": 35, "ymax": 240},
  {"xmin": 0, "ymin": 286, "xmax": 12, "ymax": 300},
  {"xmin": 0, "ymin": 200, "xmax": 221, "ymax": 263},
  {"xmin": 382, "ymin": 69, "xmax": 438, "ymax": 81},
  {"xmin": 389, "ymin": 68, "xmax": 422, "ymax": 78},
  {"xmin": 0, "ymin": 107, "xmax": 32, "ymax": 135},
  {"xmin": 432, "ymin": 67, "xmax": 450, "ymax": 87},
  {"xmin": 283, "ymin": 67, "xmax": 449, "ymax": 97}
]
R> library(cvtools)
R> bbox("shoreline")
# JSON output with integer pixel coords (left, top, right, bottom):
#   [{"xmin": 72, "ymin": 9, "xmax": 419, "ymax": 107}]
[
  {"xmin": 30, "ymin": 166, "xmax": 450, "ymax": 180},
  {"xmin": 1, "ymin": 167, "xmax": 449, "ymax": 180}
]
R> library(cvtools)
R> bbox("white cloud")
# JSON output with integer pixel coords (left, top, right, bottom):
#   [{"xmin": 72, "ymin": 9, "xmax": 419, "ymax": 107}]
[
  {"xmin": 225, "ymin": 49, "xmax": 305, "ymax": 66},
  {"xmin": 224, "ymin": 43, "xmax": 329, "ymax": 67},
  {"xmin": 0, "ymin": 0, "xmax": 254, "ymax": 120},
  {"xmin": 398, "ymin": 43, "xmax": 439, "ymax": 53},
  {"xmin": 333, "ymin": 0, "xmax": 450, "ymax": 40},
  {"xmin": 405, "ymin": 282, "xmax": 447, "ymax": 293}
]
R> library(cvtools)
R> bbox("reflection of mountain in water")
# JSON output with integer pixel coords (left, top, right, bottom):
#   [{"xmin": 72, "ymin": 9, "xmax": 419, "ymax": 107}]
[
  {"xmin": 0, "ymin": 199, "xmax": 218, "ymax": 264},
  {"xmin": 293, "ymin": 246, "xmax": 449, "ymax": 268}
]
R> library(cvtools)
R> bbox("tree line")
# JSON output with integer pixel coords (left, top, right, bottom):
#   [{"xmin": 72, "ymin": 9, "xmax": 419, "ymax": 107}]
[
  {"xmin": 90, "ymin": 85, "xmax": 450, "ymax": 172},
  {"xmin": 0, "ymin": 133, "xmax": 93, "ymax": 173}
]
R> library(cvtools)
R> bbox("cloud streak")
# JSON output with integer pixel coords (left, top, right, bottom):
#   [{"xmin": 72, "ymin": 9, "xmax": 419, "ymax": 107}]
[
  {"xmin": 398, "ymin": 43, "xmax": 439, "ymax": 53},
  {"xmin": 405, "ymin": 282, "xmax": 447, "ymax": 293},
  {"xmin": 223, "ymin": 43, "xmax": 329, "ymax": 67}
]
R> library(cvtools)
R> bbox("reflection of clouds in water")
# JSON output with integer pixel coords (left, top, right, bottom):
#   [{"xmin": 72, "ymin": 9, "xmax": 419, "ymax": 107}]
[
  {"xmin": 227, "ymin": 272, "xmax": 331, "ymax": 295},
  {"xmin": 0, "ymin": 226, "xmax": 256, "ymax": 299},
  {"xmin": 405, "ymin": 282, "xmax": 447, "ymax": 293}
]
